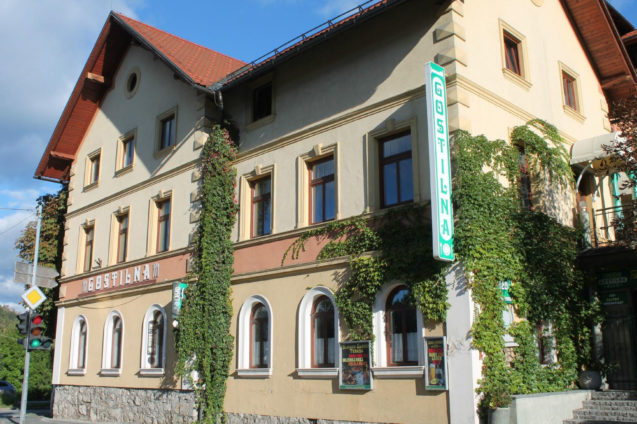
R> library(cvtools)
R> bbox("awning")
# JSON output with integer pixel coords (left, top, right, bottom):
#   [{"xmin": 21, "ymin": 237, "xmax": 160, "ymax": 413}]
[{"xmin": 570, "ymin": 132, "xmax": 619, "ymax": 165}]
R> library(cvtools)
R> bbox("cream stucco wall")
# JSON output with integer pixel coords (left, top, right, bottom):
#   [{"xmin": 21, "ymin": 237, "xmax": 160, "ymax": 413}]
[
  {"xmin": 56, "ymin": 284, "xmax": 179, "ymax": 389},
  {"xmin": 226, "ymin": 264, "xmax": 447, "ymax": 424},
  {"xmin": 62, "ymin": 45, "xmax": 207, "ymax": 278}
]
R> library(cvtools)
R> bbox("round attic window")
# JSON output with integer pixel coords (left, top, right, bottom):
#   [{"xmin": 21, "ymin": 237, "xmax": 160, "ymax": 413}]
[{"xmin": 125, "ymin": 68, "xmax": 141, "ymax": 98}]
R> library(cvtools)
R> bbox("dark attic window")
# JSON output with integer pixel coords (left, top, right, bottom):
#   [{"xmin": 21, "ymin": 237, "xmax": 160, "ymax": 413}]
[{"xmin": 252, "ymin": 82, "xmax": 272, "ymax": 122}]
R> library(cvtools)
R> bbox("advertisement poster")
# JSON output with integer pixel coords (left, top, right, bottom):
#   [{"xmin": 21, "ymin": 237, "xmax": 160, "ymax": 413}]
[
  {"xmin": 171, "ymin": 282, "xmax": 187, "ymax": 318},
  {"xmin": 425, "ymin": 337, "xmax": 448, "ymax": 390},
  {"xmin": 339, "ymin": 341, "xmax": 372, "ymax": 390}
]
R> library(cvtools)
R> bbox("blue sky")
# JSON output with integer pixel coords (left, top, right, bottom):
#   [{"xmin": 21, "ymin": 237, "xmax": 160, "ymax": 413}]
[{"xmin": 0, "ymin": 0, "xmax": 634, "ymax": 310}]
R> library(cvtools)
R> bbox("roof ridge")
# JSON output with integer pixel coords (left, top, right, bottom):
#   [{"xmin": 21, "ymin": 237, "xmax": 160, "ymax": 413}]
[{"xmin": 112, "ymin": 12, "xmax": 245, "ymax": 65}]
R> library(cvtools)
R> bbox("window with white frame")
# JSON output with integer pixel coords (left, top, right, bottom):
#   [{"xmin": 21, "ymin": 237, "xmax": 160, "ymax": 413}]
[
  {"xmin": 101, "ymin": 311, "xmax": 124, "ymax": 375},
  {"xmin": 140, "ymin": 305, "xmax": 166, "ymax": 374},
  {"xmin": 297, "ymin": 287, "xmax": 339, "ymax": 378},
  {"xmin": 237, "ymin": 295, "xmax": 273, "ymax": 377},
  {"xmin": 68, "ymin": 315, "xmax": 88, "ymax": 374},
  {"xmin": 372, "ymin": 284, "xmax": 425, "ymax": 377}
]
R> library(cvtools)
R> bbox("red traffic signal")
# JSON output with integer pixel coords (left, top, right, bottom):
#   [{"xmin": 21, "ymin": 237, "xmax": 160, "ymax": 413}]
[{"xmin": 28, "ymin": 314, "xmax": 52, "ymax": 350}]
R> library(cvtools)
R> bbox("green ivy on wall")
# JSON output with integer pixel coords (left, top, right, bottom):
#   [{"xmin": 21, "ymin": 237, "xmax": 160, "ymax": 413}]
[
  {"xmin": 454, "ymin": 120, "xmax": 601, "ymax": 412},
  {"xmin": 176, "ymin": 124, "xmax": 238, "ymax": 423},
  {"xmin": 284, "ymin": 204, "xmax": 449, "ymax": 341}
]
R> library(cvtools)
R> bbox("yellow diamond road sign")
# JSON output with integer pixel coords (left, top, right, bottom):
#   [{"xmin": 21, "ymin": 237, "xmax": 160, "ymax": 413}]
[{"xmin": 22, "ymin": 286, "xmax": 47, "ymax": 310}]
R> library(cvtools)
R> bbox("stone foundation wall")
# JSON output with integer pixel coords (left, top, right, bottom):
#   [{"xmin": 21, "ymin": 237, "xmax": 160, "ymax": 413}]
[
  {"xmin": 225, "ymin": 414, "xmax": 385, "ymax": 424},
  {"xmin": 52, "ymin": 385, "xmax": 197, "ymax": 423},
  {"xmin": 53, "ymin": 385, "xmax": 385, "ymax": 424}
]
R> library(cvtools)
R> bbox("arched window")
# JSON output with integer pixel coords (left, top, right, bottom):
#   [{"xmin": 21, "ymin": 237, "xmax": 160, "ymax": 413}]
[
  {"xmin": 101, "ymin": 311, "xmax": 124, "ymax": 375},
  {"xmin": 237, "ymin": 295, "xmax": 273, "ymax": 377},
  {"xmin": 250, "ymin": 303, "xmax": 269, "ymax": 368},
  {"xmin": 111, "ymin": 316, "xmax": 123, "ymax": 368},
  {"xmin": 69, "ymin": 315, "xmax": 88, "ymax": 374},
  {"xmin": 141, "ymin": 305, "xmax": 166, "ymax": 373},
  {"xmin": 297, "ymin": 287, "xmax": 339, "ymax": 377},
  {"xmin": 312, "ymin": 296, "xmax": 335, "ymax": 367},
  {"xmin": 372, "ymin": 284, "xmax": 424, "ymax": 376},
  {"xmin": 386, "ymin": 286, "xmax": 418, "ymax": 366}
]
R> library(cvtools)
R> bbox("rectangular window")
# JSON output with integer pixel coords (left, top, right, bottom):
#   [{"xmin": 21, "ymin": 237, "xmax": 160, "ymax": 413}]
[
  {"xmin": 310, "ymin": 157, "xmax": 335, "ymax": 224},
  {"xmin": 252, "ymin": 83, "xmax": 272, "ymax": 122},
  {"xmin": 379, "ymin": 131, "xmax": 413, "ymax": 208},
  {"xmin": 251, "ymin": 177, "xmax": 272, "ymax": 237},
  {"xmin": 84, "ymin": 226, "xmax": 94, "ymax": 272},
  {"xmin": 116, "ymin": 213, "xmax": 129, "ymax": 263},
  {"xmin": 156, "ymin": 199, "xmax": 171, "ymax": 253},
  {"xmin": 89, "ymin": 154, "xmax": 100, "ymax": 185},
  {"xmin": 159, "ymin": 115, "xmax": 175, "ymax": 150},
  {"xmin": 562, "ymin": 71, "xmax": 577, "ymax": 110},
  {"xmin": 122, "ymin": 136, "xmax": 134, "ymax": 168},
  {"xmin": 503, "ymin": 31, "xmax": 521, "ymax": 76}
]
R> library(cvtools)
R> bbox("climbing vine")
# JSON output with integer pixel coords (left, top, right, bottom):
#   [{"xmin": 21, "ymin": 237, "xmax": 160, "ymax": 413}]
[
  {"xmin": 284, "ymin": 204, "xmax": 449, "ymax": 341},
  {"xmin": 454, "ymin": 120, "xmax": 602, "ymax": 413},
  {"xmin": 285, "ymin": 119, "xmax": 600, "ymax": 415},
  {"xmin": 176, "ymin": 124, "xmax": 238, "ymax": 423}
]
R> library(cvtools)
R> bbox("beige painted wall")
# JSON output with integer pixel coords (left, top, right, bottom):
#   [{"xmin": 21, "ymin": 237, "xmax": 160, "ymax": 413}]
[
  {"xmin": 56, "ymin": 285, "xmax": 180, "ymax": 389},
  {"xmin": 226, "ymin": 265, "xmax": 447, "ymax": 424}
]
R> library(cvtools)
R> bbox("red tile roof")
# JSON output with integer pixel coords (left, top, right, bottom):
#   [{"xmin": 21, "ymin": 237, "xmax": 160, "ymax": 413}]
[
  {"xmin": 114, "ymin": 13, "xmax": 245, "ymax": 87},
  {"xmin": 35, "ymin": 12, "xmax": 245, "ymax": 181}
]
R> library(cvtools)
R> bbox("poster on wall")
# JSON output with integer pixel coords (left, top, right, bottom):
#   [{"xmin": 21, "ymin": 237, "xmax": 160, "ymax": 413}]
[
  {"xmin": 339, "ymin": 341, "xmax": 373, "ymax": 390},
  {"xmin": 171, "ymin": 282, "xmax": 187, "ymax": 318},
  {"xmin": 425, "ymin": 337, "xmax": 448, "ymax": 390}
]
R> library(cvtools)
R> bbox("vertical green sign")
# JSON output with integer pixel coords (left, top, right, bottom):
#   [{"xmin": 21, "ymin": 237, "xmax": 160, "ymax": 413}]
[{"xmin": 426, "ymin": 62, "xmax": 454, "ymax": 261}]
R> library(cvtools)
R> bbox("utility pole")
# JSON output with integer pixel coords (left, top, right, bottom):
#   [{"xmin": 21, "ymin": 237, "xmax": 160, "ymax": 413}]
[{"xmin": 19, "ymin": 205, "xmax": 42, "ymax": 424}]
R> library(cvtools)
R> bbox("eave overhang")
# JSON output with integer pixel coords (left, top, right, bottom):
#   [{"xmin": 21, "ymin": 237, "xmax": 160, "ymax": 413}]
[{"xmin": 560, "ymin": 0, "xmax": 637, "ymax": 101}]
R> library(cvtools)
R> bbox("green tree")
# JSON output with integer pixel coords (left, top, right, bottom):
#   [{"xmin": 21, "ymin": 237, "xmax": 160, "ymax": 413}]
[
  {"xmin": 0, "ymin": 306, "xmax": 52, "ymax": 402},
  {"xmin": 14, "ymin": 187, "xmax": 67, "ymax": 336}
]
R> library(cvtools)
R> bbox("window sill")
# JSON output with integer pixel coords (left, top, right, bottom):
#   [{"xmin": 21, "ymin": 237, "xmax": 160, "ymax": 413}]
[
  {"xmin": 67, "ymin": 368, "xmax": 86, "ymax": 376},
  {"xmin": 236, "ymin": 368, "xmax": 272, "ymax": 378},
  {"xmin": 296, "ymin": 368, "xmax": 338, "ymax": 378},
  {"xmin": 563, "ymin": 104, "xmax": 585, "ymax": 123},
  {"xmin": 153, "ymin": 145, "xmax": 176, "ymax": 160},
  {"xmin": 99, "ymin": 368, "xmax": 121, "ymax": 377},
  {"xmin": 246, "ymin": 114, "xmax": 275, "ymax": 132},
  {"xmin": 83, "ymin": 182, "xmax": 99, "ymax": 192},
  {"xmin": 502, "ymin": 68, "xmax": 532, "ymax": 90},
  {"xmin": 372, "ymin": 366, "xmax": 424, "ymax": 378},
  {"xmin": 114, "ymin": 165, "xmax": 134, "ymax": 177},
  {"xmin": 139, "ymin": 368, "xmax": 164, "ymax": 377}
]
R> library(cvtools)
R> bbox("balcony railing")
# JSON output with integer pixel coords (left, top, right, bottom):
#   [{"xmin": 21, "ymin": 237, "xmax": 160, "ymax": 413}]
[{"xmin": 582, "ymin": 200, "xmax": 637, "ymax": 248}]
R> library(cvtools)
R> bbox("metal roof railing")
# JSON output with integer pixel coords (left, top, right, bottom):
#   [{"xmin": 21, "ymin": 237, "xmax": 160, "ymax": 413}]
[{"xmin": 212, "ymin": 0, "xmax": 390, "ymax": 89}]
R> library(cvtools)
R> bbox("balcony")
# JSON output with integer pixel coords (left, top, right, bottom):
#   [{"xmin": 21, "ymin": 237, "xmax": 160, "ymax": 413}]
[{"xmin": 581, "ymin": 200, "xmax": 637, "ymax": 248}]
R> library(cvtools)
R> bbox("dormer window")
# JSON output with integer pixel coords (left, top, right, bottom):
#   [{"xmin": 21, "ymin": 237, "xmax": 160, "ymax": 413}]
[{"xmin": 252, "ymin": 82, "xmax": 272, "ymax": 122}]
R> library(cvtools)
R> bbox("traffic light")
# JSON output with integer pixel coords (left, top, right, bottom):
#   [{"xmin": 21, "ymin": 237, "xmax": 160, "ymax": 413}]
[
  {"xmin": 27, "ymin": 314, "xmax": 52, "ymax": 350},
  {"xmin": 16, "ymin": 312, "xmax": 29, "ymax": 348}
]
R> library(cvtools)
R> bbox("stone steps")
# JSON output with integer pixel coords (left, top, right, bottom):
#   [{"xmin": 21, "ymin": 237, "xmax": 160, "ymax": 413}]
[{"xmin": 564, "ymin": 391, "xmax": 637, "ymax": 424}]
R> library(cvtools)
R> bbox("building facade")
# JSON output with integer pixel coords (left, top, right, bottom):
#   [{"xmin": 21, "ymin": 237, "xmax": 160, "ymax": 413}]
[{"xmin": 35, "ymin": 0, "xmax": 634, "ymax": 423}]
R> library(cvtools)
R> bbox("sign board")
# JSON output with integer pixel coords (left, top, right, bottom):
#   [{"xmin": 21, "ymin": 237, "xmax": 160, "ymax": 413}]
[
  {"xmin": 425, "ymin": 337, "xmax": 448, "ymax": 390},
  {"xmin": 172, "ymin": 282, "xmax": 188, "ymax": 317},
  {"xmin": 600, "ymin": 291, "xmax": 628, "ymax": 306},
  {"xmin": 500, "ymin": 280, "xmax": 513, "ymax": 304},
  {"xmin": 14, "ymin": 262, "xmax": 58, "ymax": 288},
  {"xmin": 339, "ymin": 341, "xmax": 372, "ymax": 390},
  {"xmin": 22, "ymin": 286, "xmax": 47, "ymax": 310},
  {"xmin": 597, "ymin": 271, "xmax": 630, "ymax": 291},
  {"xmin": 426, "ymin": 62, "xmax": 454, "ymax": 262}
]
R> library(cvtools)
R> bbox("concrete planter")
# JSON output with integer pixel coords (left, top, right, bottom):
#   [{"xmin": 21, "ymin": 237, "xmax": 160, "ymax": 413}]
[{"xmin": 488, "ymin": 407, "xmax": 510, "ymax": 424}]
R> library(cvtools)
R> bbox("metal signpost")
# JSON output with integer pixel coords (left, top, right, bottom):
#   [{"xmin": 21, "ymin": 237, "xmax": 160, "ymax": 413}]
[
  {"xmin": 17, "ymin": 205, "xmax": 45, "ymax": 424},
  {"xmin": 426, "ymin": 62, "xmax": 455, "ymax": 262}
]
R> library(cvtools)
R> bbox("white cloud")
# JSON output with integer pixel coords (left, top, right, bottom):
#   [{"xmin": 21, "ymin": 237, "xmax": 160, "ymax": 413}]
[
  {"xmin": 0, "ymin": 0, "xmax": 140, "ymax": 129},
  {"xmin": 0, "ymin": 274, "xmax": 28, "ymax": 310}
]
